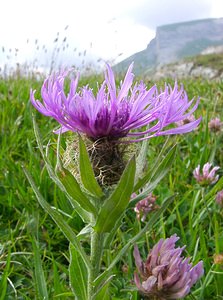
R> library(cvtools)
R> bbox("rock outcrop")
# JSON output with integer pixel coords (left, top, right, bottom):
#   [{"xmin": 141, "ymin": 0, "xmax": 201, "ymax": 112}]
[{"xmin": 114, "ymin": 17, "xmax": 223, "ymax": 76}]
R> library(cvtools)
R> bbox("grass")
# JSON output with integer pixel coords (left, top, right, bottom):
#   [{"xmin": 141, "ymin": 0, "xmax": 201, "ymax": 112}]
[
  {"xmin": 186, "ymin": 52, "xmax": 223, "ymax": 72},
  {"xmin": 1, "ymin": 72, "xmax": 223, "ymax": 299}
]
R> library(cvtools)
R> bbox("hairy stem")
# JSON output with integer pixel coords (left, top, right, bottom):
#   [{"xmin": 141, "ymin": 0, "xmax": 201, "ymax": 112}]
[{"xmin": 88, "ymin": 230, "xmax": 104, "ymax": 300}]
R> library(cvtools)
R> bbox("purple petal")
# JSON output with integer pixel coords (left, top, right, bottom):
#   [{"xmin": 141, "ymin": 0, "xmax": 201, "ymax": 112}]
[
  {"xmin": 142, "ymin": 276, "xmax": 157, "ymax": 292},
  {"xmin": 133, "ymin": 245, "xmax": 144, "ymax": 274}
]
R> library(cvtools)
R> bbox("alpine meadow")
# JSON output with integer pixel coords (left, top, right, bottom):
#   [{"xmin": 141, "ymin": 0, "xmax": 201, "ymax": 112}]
[{"xmin": 1, "ymin": 60, "xmax": 223, "ymax": 300}]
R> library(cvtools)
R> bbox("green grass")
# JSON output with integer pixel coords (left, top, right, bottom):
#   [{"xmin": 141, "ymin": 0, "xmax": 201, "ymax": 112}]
[
  {"xmin": 1, "ymin": 73, "xmax": 223, "ymax": 299},
  {"xmin": 185, "ymin": 52, "xmax": 223, "ymax": 72}
]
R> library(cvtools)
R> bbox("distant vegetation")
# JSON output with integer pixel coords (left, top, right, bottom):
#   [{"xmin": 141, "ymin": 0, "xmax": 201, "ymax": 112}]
[{"xmin": 186, "ymin": 52, "xmax": 223, "ymax": 72}]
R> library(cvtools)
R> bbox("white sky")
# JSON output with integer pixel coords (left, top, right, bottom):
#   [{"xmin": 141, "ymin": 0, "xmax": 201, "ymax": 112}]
[{"xmin": 0, "ymin": 0, "xmax": 223, "ymax": 71}]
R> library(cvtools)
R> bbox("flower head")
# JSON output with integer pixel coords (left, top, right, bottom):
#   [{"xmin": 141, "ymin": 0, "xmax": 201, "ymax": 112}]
[
  {"xmin": 193, "ymin": 162, "xmax": 220, "ymax": 186},
  {"xmin": 208, "ymin": 117, "xmax": 223, "ymax": 132},
  {"xmin": 133, "ymin": 193, "xmax": 159, "ymax": 221},
  {"xmin": 133, "ymin": 234, "xmax": 204, "ymax": 299},
  {"xmin": 30, "ymin": 63, "xmax": 201, "ymax": 143},
  {"xmin": 216, "ymin": 190, "xmax": 223, "ymax": 207}
]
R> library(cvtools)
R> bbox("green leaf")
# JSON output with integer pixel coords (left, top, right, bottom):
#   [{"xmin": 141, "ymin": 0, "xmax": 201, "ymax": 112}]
[
  {"xmin": 133, "ymin": 144, "xmax": 177, "ymax": 192},
  {"xmin": 32, "ymin": 115, "xmax": 91, "ymax": 223},
  {"xmin": 94, "ymin": 280, "xmax": 112, "ymax": 300},
  {"xmin": 52, "ymin": 259, "xmax": 63, "ymax": 296},
  {"xmin": 32, "ymin": 238, "xmax": 49, "ymax": 300},
  {"xmin": 69, "ymin": 244, "xmax": 88, "ymax": 300},
  {"xmin": 0, "ymin": 248, "xmax": 11, "ymax": 300},
  {"xmin": 57, "ymin": 167, "xmax": 97, "ymax": 216},
  {"xmin": 135, "ymin": 138, "xmax": 149, "ymax": 182},
  {"xmin": 79, "ymin": 136, "xmax": 104, "ymax": 198},
  {"xmin": 55, "ymin": 131, "xmax": 96, "ymax": 216},
  {"xmin": 95, "ymin": 157, "xmax": 136, "ymax": 233},
  {"xmin": 103, "ymin": 214, "xmax": 124, "ymax": 249},
  {"xmin": 94, "ymin": 195, "xmax": 175, "ymax": 289},
  {"xmin": 77, "ymin": 224, "xmax": 93, "ymax": 240},
  {"xmin": 205, "ymin": 175, "xmax": 223, "ymax": 202},
  {"xmin": 23, "ymin": 167, "xmax": 90, "ymax": 271}
]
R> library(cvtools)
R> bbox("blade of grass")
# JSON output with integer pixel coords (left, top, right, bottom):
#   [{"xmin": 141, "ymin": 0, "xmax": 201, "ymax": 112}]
[
  {"xmin": 32, "ymin": 238, "xmax": 49, "ymax": 300},
  {"xmin": 0, "ymin": 248, "xmax": 11, "ymax": 300}
]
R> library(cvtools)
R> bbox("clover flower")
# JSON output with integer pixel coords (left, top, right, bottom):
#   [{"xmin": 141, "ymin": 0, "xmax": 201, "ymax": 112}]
[
  {"xmin": 216, "ymin": 190, "xmax": 223, "ymax": 207},
  {"xmin": 133, "ymin": 234, "xmax": 204, "ymax": 300},
  {"xmin": 134, "ymin": 193, "xmax": 159, "ymax": 222},
  {"xmin": 208, "ymin": 117, "xmax": 223, "ymax": 132},
  {"xmin": 30, "ymin": 63, "xmax": 201, "ymax": 143},
  {"xmin": 193, "ymin": 162, "xmax": 220, "ymax": 186}
]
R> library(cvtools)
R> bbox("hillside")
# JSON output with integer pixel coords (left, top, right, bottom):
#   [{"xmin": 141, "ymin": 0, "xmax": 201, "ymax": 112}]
[
  {"xmin": 152, "ymin": 51, "xmax": 223, "ymax": 80},
  {"xmin": 114, "ymin": 17, "xmax": 223, "ymax": 76}
]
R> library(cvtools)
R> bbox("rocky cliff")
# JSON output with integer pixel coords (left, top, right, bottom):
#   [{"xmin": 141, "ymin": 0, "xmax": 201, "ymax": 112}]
[{"xmin": 114, "ymin": 17, "xmax": 223, "ymax": 76}]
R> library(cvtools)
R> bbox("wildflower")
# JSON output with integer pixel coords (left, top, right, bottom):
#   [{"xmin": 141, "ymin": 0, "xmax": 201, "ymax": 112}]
[
  {"xmin": 30, "ymin": 63, "xmax": 201, "ymax": 143},
  {"xmin": 193, "ymin": 162, "xmax": 220, "ymax": 186},
  {"xmin": 134, "ymin": 193, "xmax": 159, "ymax": 221},
  {"xmin": 208, "ymin": 117, "xmax": 223, "ymax": 132},
  {"xmin": 30, "ymin": 64, "xmax": 201, "ymax": 186},
  {"xmin": 216, "ymin": 190, "xmax": 223, "ymax": 207},
  {"xmin": 133, "ymin": 234, "xmax": 204, "ymax": 300},
  {"xmin": 213, "ymin": 253, "xmax": 223, "ymax": 265}
]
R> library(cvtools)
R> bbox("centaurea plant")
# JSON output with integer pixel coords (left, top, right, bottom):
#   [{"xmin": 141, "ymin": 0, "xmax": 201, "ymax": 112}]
[{"xmin": 24, "ymin": 63, "xmax": 203, "ymax": 299}]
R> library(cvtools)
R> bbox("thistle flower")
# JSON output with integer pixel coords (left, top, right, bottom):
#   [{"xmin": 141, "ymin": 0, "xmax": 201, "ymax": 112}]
[
  {"xmin": 134, "ymin": 193, "xmax": 159, "ymax": 221},
  {"xmin": 208, "ymin": 117, "xmax": 223, "ymax": 132},
  {"xmin": 133, "ymin": 234, "xmax": 204, "ymax": 300},
  {"xmin": 216, "ymin": 190, "xmax": 223, "ymax": 207},
  {"xmin": 193, "ymin": 162, "xmax": 220, "ymax": 186},
  {"xmin": 30, "ymin": 63, "xmax": 201, "ymax": 143}
]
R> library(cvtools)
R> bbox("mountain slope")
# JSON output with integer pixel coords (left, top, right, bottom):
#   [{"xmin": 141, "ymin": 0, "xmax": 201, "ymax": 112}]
[{"xmin": 114, "ymin": 17, "xmax": 223, "ymax": 75}]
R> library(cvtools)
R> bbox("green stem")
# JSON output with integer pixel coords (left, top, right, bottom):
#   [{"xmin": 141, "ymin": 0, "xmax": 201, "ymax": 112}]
[
  {"xmin": 201, "ymin": 187, "xmax": 214, "ymax": 234},
  {"xmin": 88, "ymin": 230, "xmax": 104, "ymax": 300}
]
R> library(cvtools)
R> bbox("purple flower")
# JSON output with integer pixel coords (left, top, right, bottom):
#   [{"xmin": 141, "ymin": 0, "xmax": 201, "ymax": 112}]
[
  {"xmin": 133, "ymin": 234, "xmax": 204, "ymax": 299},
  {"xmin": 30, "ymin": 63, "xmax": 201, "ymax": 143},
  {"xmin": 216, "ymin": 190, "xmax": 223, "ymax": 207},
  {"xmin": 208, "ymin": 117, "xmax": 223, "ymax": 132},
  {"xmin": 193, "ymin": 162, "xmax": 220, "ymax": 186},
  {"xmin": 133, "ymin": 193, "xmax": 159, "ymax": 222}
]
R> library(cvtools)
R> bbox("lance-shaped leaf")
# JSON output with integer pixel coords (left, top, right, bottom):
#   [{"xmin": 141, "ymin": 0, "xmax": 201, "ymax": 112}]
[
  {"xmin": 69, "ymin": 244, "xmax": 88, "ymax": 300},
  {"xmin": 133, "ymin": 144, "xmax": 177, "ymax": 192},
  {"xmin": 32, "ymin": 115, "xmax": 91, "ymax": 223},
  {"xmin": 23, "ymin": 167, "xmax": 90, "ymax": 271},
  {"xmin": 135, "ymin": 136, "xmax": 149, "ymax": 182},
  {"xmin": 95, "ymin": 157, "xmax": 136, "ymax": 233},
  {"xmin": 79, "ymin": 136, "xmax": 104, "ymax": 198},
  {"xmin": 57, "ymin": 167, "xmax": 97, "ymax": 217},
  {"xmin": 55, "ymin": 129, "xmax": 97, "ymax": 217}
]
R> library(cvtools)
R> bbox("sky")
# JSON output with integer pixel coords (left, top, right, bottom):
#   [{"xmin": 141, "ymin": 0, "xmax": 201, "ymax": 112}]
[{"xmin": 0, "ymin": 0, "xmax": 223, "ymax": 72}]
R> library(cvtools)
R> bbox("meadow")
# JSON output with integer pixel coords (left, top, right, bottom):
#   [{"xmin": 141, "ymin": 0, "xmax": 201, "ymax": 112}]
[{"xmin": 1, "ymin": 70, "xmax": 223, "ymax": 300}]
